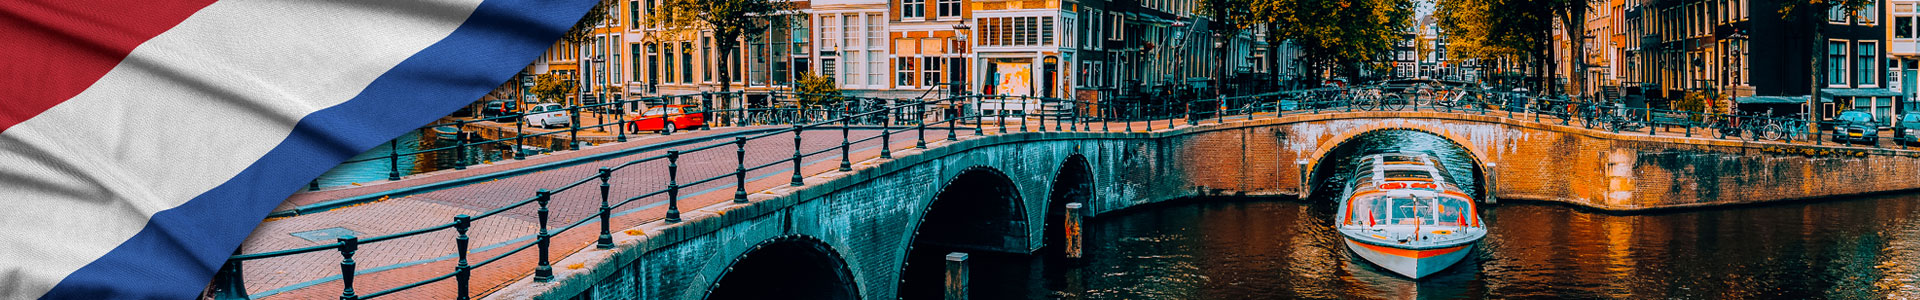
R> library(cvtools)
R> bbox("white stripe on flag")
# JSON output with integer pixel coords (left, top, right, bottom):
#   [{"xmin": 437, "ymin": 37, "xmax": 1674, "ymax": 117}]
[{"xmin": 0, "ymin": 0, "xmax": 485, "ymax": 297}]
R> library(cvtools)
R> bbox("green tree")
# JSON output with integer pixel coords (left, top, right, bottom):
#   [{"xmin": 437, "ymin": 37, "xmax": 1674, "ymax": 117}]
[
  {"xmin": 1255, "ymin": 0, "xmax": 1416, "ymax": 83},
  {"xmin": 531, "ymin": 73, "xmax": 577, "ymax": 103},
  {"xmin": 793, "ymin": 73, "xmax": 843, "ymax": 108}
]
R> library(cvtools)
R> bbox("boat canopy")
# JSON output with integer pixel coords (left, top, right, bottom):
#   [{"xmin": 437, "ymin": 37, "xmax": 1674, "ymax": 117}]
[{"xmin": 1351, "ymin": 194, "xmax": 1475, "ymax": 227}]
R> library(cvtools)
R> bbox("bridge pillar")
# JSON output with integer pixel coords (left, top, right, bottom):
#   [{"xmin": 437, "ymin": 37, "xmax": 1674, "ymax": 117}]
[
  {"xmin": 1064, "ymin": 203, "xmax": 1084, "ymax": 259},
  {"xmin": 1296, "ymin": 160, "xmax": 1310, "ymax": 199},
  {"xmin": 945, "ymin": 252, "xmax": 970, "ymax": 300},
  {"xmin": 1484, "ymin": 162, "xmax": 1498, "ymax": 205}
]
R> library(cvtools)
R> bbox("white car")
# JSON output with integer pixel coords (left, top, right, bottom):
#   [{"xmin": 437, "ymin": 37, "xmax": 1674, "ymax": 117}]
[{"xmin": 522, "ymin": 103, "xmax": 571, "ymax": 128}]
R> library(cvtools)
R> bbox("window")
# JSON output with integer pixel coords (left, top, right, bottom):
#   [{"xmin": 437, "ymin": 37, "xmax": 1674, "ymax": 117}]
[
  {"xmin": 630, "ymin": 1, "xmax": 640, "ymax": 29},
  {"xmin": 844, "ymin": 15, "xmax": 860, "ymax": 85},
  {"xmin": 1898, "ymin": 14, "xmax": 1915, "ymax": 39},
  {"xmin": 682, "ymin": 42, "xmax": 694, "ymax": 84},
  {"xmin": 1863, "ymin": 0, "xmax": 1877, "ymax": 24},
  {"xmin": 897, "ymin": 57, "xmax": 918, "ymax": 86},
  {"xmin": 977, "ymin": 16, "xmax": 1057, "ymax": 47},
  {"xmin": 820, "ymin": 15, "xmax": 840, "ymax": 52},
  {"xmin": 1109, "ymin": 13, "xmax": 1123, "ymax": 40},
  {"xmin": 903, "ymin": 0, "xmax": 924, "ymax": 19},
  {"xmin": 611, "ymin": 36, "xmax": 621, "ymax": 85},
  {"xmin": 1829, "ymin": 40, "xmax": 1849, "ymax": 86},
  {"xmin": 868, "ymin": 14, "xmax": 885, "ymax": 85},
  {"xmin": 647, "ymin": 44, "xmax": 659, "ymax": 85},
  {"xmin": 1831, "ymin": 5, "xmax": 1850, "ymax": 23},
  {"xmin": 663, "ymin": 43, "xmax": 674, "ymax": 83},
  {"xmin": 937, "ymin": 0, "xmax": 960, "ymax": 18},
  {"xmin": 922, "ymin": 56, "xmax": 942, "ymax": 86},
  {"xmin": 1062, "ymin": 17, "xmax": 1076, "ymax": 49},
  {"xmin": 1859, "ymin": 41, "xmax": 1877, "ymax": 86},
  {"xmin": 821, "ymin": 58, "xmax": 837, "ymax": 83},
  {"xmin": 703, "ymin": 37, "xmax": 713, "ymax": 82},
  {"xmin": 632, "ymin": 44, "xmax": 643, "ymax": 84},
  {"xmin": 791, "ymin": 15, "xmax": 811, "ymax": 55}
]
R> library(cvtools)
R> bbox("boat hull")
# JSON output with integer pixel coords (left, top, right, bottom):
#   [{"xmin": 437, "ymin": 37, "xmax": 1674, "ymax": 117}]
[{"xmin": 1343, "ymin": 238, "xmax": 1474, "ymax": 279}]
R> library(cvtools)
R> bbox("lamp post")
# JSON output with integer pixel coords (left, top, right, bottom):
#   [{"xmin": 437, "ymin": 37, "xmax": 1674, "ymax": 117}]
[
  {"xmin": 952, "ymin": 22, "xmax": 971, "ymax": 96},
  {"xmin": 1725, "ymin": 31, "xmax": 1746, "ymax": 112},
  {"xmin": 591, "ymin": 55, "xmax": 606, "ymax": 132}
]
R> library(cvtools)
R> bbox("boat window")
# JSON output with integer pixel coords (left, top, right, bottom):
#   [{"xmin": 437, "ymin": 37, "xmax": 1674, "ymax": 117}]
[
  {"xmin": 1379, "ymin": 155, "xmax": 1421, "ymax": 163},
  {"xmin": 1362, "ymin": 197, "xmax": 1393, "ymax": 225},
  {"xmin": 1391, "ymin": 197, "xmax": 1434, "ymax": 225},
  {"xmin": 1435, "ymin": 197, "xmax": 1473, "ymax": 226},
  {"xmin": 1382, "ymin": 170, "xmax": 1432, "ymax": 179}
]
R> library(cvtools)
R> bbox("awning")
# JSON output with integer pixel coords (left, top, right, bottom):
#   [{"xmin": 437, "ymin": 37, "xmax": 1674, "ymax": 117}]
[
  {"xmin": 1820, "ymin": 88, "xmax": 1906, "ymax": 98},
  {"xmin": 1735, "ymin": 95, "xmax": 1808, "ymax": 104}
]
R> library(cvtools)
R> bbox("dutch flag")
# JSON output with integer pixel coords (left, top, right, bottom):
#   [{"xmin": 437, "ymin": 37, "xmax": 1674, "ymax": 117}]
[{"xmin": 0, "ymin": 0, "xmax": 597, "ymax": 298}]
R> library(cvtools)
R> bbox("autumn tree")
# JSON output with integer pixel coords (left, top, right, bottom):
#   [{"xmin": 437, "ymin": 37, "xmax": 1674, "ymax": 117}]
[
  {"xmin": 1255, "ymin": 0, "xmax": 1417, "ymax": 83},
  {"xmin": 652, "ymin": 0, "xmax": 791, "ymax": 109}
]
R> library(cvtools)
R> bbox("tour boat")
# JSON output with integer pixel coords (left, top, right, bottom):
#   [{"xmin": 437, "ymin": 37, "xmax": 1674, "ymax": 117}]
[{"xmin": 1334, "ymin": 152, "xmax": 1486, "ymax": 279}]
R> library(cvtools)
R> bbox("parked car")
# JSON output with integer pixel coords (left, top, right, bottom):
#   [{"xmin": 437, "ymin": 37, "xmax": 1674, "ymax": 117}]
[
  {"xmin": 1895, "ymin": 112, "xmax": 1920, "ymax": 146},
  {"xmin": 629, "ymin": 105, "xmax": 706, "ymax": 134},
  {"xmin": 481, "ymin": 100, "xmax": 517, "ymax": 119},
  {"xmin": 522, "ymin": 103, "xmax": 571, "ymax": 128},
  {"xmin": 1831, "ymin": 110, "xmax": 1878, "ymax": 145}
]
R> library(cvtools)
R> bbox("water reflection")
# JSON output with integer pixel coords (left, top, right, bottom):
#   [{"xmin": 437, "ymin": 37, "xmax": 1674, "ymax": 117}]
[
  {"xmin": 963, "ymin": 195, "xmax": 1920, "ymax": 299},
  {"xmin": 311, "ymin": 129, "xmax": 505, "ymax": 188}
]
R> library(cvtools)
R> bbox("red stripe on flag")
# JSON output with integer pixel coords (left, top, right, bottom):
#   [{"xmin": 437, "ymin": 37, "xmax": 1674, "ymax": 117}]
[{"xmin": 0, "ymin": 0, "xmax": 218, "ymax": 133}]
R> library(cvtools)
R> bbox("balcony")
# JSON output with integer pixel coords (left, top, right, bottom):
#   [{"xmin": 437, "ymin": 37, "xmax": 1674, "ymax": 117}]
[{"xmin": 1894, "ymin": 39, "xmax": 1918, "ymax": 55}]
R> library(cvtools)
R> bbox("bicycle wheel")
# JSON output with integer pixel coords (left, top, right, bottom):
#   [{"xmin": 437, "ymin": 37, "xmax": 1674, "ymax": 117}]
[
  {"xmin": 1762, "ymin": 123, "xmax": 1783, "ymax": 141},
  {"xmin": 1381, "ymin": 95, "xmax": 1405, "ymax": 111}
]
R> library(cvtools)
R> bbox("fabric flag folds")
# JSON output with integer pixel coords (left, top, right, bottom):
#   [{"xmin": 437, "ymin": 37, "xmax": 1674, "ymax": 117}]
[{"xmin": 0, "ymin": 0, "xmax": 597, "ymax": 298}]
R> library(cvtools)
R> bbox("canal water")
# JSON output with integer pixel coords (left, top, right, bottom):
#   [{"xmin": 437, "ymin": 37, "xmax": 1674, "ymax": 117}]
[
  {"xmin": 965, "ymin": 195, "xmax": 1920, "ymax": 299},
  {"xmin": 311, "ymin": 129, "xmax": 505, "ymax": 188},
  {"xmin": 949, "ymin": 130, "xmax": 1920, "ymax": 299}
]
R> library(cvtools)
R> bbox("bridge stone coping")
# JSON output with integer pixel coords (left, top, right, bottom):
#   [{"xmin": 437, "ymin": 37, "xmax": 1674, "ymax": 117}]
[{"xmin": 485, "ymin": 110, "xmax": 1920, "ymax": 300}]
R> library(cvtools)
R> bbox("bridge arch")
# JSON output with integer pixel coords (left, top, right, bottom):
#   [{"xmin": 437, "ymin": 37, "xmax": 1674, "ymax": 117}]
[
  {"xmin": 1042, "ymin": 154, "xmax": 1095, "ymax": 257},
  {"xmin": 1303, "ymin": 126, "xmax": 1492, "ymax": 202},
  {"xmin": 702, "ymin": 235, "xmax": 859, "ymax": 300},
  {"xmin": 896, "ymin": 165, "xmax": 1027, "ymax": 299}
]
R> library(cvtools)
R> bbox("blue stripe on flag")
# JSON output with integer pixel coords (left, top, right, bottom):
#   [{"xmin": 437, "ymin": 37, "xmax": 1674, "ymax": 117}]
[{"xmin": 38, "ymin": 0, "xmax": 596, "ymax": 298}]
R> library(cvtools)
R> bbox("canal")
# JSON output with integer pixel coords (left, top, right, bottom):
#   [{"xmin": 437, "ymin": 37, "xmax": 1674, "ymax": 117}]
[
  {"xmin": 311, "ymin": 129, "xmax": 505, "ymax": 188},
  {"xmin": 957, "ymin": 194, "xmax": 1920, "ymax": 299},
  {"xmin": 924, "ymin": 129, "xmax": 1920, "ymax": 299}
]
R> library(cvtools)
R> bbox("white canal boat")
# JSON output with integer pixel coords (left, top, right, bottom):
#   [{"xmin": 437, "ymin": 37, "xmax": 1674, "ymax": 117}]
[{"xmin": 1333, "ymin": 152, "xmax": 1486, "ymax": 279}]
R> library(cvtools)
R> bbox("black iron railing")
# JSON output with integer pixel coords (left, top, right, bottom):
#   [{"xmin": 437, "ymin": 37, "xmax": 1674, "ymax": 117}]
[{"xmin": 224, "ymin": 86, "xmax": 1904, "ymax": 300}]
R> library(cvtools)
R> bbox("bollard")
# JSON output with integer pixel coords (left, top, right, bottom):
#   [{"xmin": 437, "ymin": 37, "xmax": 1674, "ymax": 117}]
[
  {"xmin": 533, "ymin": 189, "xmax": 553, "ymax": 282},
  {"xmin": 735, "ymin": 137, "xmax": 749, "ymax": 203},
  {"xmin": 945, "ymin": 252, "xmax": 969, "ymax": 300},
  {"xmin": 211, "ymin": 250, "xmax": 249, "ymax": 300},
  {"xmin": 918, "ymin": 100, "xmax": 929, "ymax": 149},
  {"xmin": 388, "ymin": 140, "xmax": 400, "ymax": 181},
  {"xmin": 454, "ymin": 215, "xmax": 472, "ymax": 300},
  {"xmin": 667, "ymin": 150, "xmax": 683, "ymax": 223},
  {"xmin": 337, "ymin": 236, "xmax": 359, "ymax": 300},
  {"xmin": 1064, "ymin": 202, "xmax": 1084, "ymax": 259},
  {"xmin": 514, "ymin": 112, "xmax": 526, "ymax": 160},
  {"xmin": 792, "ymin": 125, "xmax": 805, "ymax": 186},
  {"xmin": 569, "ymin": 105, "xmax": 580, "ymax": 150},
  {"xmin": 1483, "ymin": 163, "xmax": 1498, "ymax": 205},
  {"xmin": 597, "ymin": 167, "xmax": 613, "ymax": 249},
  {"xmin": 882, "ymin": 106, "xmax": 894, "ymax": 159},
  {"xmin": 454, "ymin": 120, "xmax": 467, "ymax": 170},
  {"xmin": 840, "ymin": 116, "xmax": 852, "ymax": 172}
]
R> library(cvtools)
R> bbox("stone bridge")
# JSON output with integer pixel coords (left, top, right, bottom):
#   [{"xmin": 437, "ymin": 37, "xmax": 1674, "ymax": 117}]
[{"xmin": 485, "ymin": 110, "xmax": 1920, "ymax": 300}]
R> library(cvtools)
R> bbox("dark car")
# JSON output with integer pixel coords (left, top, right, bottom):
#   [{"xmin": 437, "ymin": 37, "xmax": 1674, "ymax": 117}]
[
  {"xmin": 1831, "ymin": 110, "xmax": 1879, "ymax": 145},
  {"xmin": 481, "ymin": 100, "xmax": 517, "ymax": 119},
  {"xmin": 1895, "ymin": 112, "xmax": 1920, "ymax": 146}
]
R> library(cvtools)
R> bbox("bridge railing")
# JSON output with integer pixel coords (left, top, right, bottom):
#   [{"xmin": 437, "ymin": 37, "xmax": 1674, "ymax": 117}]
[{"xmin": 221, "ymin": 85, "xmax": 1907, "ymax": 299}]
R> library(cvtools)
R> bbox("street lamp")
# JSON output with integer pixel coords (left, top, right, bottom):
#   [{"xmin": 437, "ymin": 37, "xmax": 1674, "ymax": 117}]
[
  {"xmin": 590, "ymin": 55, "xmax": 606, "ymax": 132},
  {"xmin": 952, "ymin": 22, "xmax": 971, "ymax": 96}
]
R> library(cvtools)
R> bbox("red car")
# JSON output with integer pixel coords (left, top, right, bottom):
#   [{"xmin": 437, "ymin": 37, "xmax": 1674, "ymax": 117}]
[{"xmin": 628, "ymin": 105, "xmax": 706, "ymax": 134}]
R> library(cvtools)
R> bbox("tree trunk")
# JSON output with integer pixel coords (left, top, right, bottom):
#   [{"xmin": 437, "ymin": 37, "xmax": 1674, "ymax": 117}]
[{"xmin": 1809, "ymin": 7, "xmax": 1826, "ymax": 132}]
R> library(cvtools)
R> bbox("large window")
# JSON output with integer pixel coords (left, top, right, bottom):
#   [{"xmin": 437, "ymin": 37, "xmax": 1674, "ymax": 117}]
[
  {"xmin": 1829, "ymin": 40, "xmax": 1849, "ymax": 86},
  {"xmin": 647, "ymin": 44, "xmax": 659, "ymax": 85},
  {"xmin": 978, "ymin": 16, "xmax": 1057, "ymax": 47},
  {"xmin": 868, "ymin": 15, "xmax": 885, "ymax": 86},
  {"xmin": 820, "ymin": 15, "xmax": 840, "ymax": 53},
  {"xmin": 663, "ymin": 43, "xmax": 674, "ymax": 84},
  {"xmin": 897, "ymin": 57, "xmax": 918, "ymax": 86},
  {"xmin": 682, "ymin": 42, "xmax": 694, "ymax": 84},
  {"xmin": 632, "ymin": 44, "xmax": 643, "ymax": 85},
  {"xmin": 702, "ymin": 37, "xmax": 713, "ymax": 82},
  {"xmin": 903, "ymin": 0, "xmax": 925, "ymax": 19},
  {"xmin": 1859, "ymin": 41, "xmax": 1877, "ymax": 86}
]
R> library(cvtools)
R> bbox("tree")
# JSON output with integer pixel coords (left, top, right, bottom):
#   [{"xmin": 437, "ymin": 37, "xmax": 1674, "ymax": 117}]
[
  {"xmin": 653, "ymin": 0, "xmax": 791, "ymax": 110},
  {"xmin": 1780, "ymin": 0, "xmax": 1874, "ymax": 130},
  {"xmin": 1253, "ymin": 0, "xmax": 1417, "ymax": 84},
  {"xmin": 794, "ymin": 73, "xmax": 844, "ymax": 108},
  {"xmin": 531, "ymin": 73, "xmax": 578, "ymax": 103},
  {"xmin": 1437, "ymin": 0, "xmax": 1550, "ymax": 86}
]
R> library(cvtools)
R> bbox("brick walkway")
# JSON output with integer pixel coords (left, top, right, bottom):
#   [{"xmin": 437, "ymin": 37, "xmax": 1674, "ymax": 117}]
[
  {"xmin": 237, "ymin": 124, "xmax": 980, "ymax": 300},
  {"xmin": 236, "ymin": 108, "xmax": 1901, "ymax": 300}
]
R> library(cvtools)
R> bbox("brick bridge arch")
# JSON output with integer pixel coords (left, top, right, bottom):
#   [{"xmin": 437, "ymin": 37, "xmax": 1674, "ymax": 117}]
[{"xmin": 1291, "ymin": 114, "xmax": 1530, "ymax": 200}]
